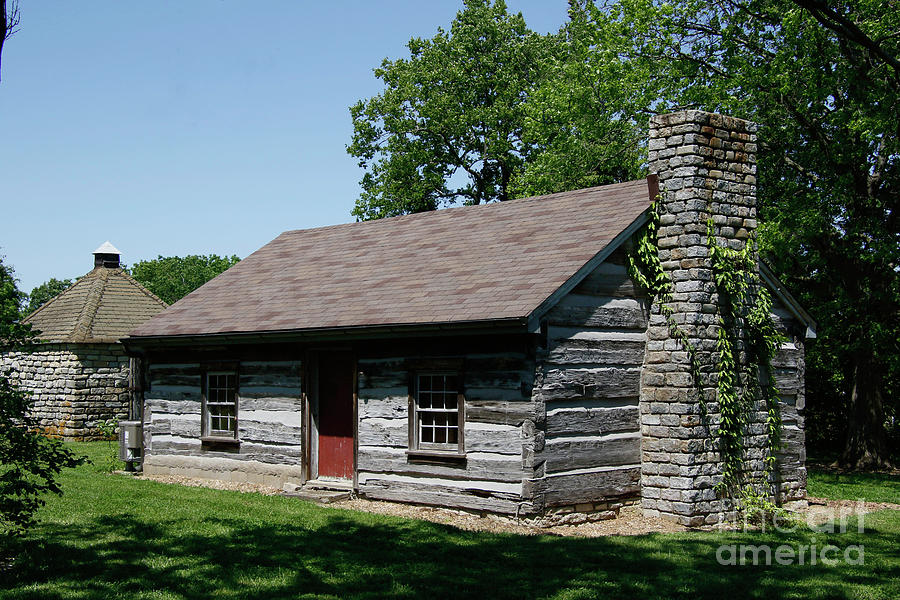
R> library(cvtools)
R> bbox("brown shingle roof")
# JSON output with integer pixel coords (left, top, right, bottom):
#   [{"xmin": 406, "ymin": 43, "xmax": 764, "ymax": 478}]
[
  {"xmin": 129, "ymin": 179, "xmax": 652, "ymax": 338},
  {"xmin": 25, "ymin": 267, "xmax": 168, "ymax": 343}
]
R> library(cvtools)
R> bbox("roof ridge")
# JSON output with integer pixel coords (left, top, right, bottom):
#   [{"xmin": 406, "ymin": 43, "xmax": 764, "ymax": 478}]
[
  {"xmin": 71, "ymin": 268, "xmax": 108, "ymax": 342},
  {"xmin": 114, "ymin": 268, "xmax": 169, "ymax": 308},
  {"xmin": 278, "ymin": 179, "xmax": 649, "ymax": 237}
]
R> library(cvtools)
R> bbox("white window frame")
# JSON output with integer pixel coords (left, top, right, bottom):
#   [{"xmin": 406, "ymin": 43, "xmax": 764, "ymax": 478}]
[
  {"xmin": 413, "ymin": 372, "xmax": 464, "ymax": 453},
  {"xmin": 203, "ymin": 370, "xmax": 239, "ymax": 439}
]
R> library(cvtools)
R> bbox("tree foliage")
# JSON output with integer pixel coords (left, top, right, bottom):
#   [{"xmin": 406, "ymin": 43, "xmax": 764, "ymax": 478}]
[
  {"xmin": 533, "ymin": 0, "xmax": 899, "ymax": 467},
  {"xmin": 0, "ymin": 258, "xmax": 84, "ymax": 537},
  {"xmin": 128, "ymin": 254, "xmax": 240, "ymax": 305},
  {"xmin": 23, "ymin": 278, "xmax": 74, "ymax": 316},
  {"xmin": 350, "ymin": 0, "xmax": 898, "ymax": 467},
  {"xmin": 347, "ymin": 0, "xmax": 558, "ymax": 219}
]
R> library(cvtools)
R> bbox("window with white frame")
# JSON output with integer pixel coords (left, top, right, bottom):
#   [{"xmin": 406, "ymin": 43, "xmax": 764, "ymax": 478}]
[
  {"xmin": 415, "ymin": 373, "xmax": 462, "ymax": 451},
  {"xmin": 205, "ymin": 371, "xmax": 238, "ymax": 438}
]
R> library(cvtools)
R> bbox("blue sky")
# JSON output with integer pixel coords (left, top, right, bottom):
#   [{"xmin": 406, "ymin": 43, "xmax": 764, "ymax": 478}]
[{"xmin": 0, "ymin": 1, "xmax": 570, "ymax": 294}]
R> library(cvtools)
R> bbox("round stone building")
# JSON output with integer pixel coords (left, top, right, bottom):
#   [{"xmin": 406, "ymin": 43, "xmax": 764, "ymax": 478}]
[{"xmin": 4, "ymin": 243, "xmax": 167, "ymax": 440}]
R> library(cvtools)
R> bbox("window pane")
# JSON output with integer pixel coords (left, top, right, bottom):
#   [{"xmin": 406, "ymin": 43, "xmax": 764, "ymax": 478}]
[
  {"xmin": 435, "ymin": 426, "xmax": 446, "ymax": 444},
  {"xmin": 419, "ymin": 391, "xmax": 432, "ymax": 409},
  {"xmin": 207, "ymin": 372, "xmax": 237, "ymax": 435},
  {"xmin": 421, "ymin": 426, "xmax": 433, "ymax": 443},
  {"xmin": 444, "ymin": 374, "xmax": 458, "ymax": 393},
  {"xmin": 447, "ymin": 427, "xmax": 458, "ymax": 444}
]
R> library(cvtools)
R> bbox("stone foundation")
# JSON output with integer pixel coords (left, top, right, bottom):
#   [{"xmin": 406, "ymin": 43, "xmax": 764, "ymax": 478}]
[
  {"xmin": 526, "ymin": 496, "xmax": 640, "ymax": 527},
  {"xmin": 1, "ymin": 342, "xmax": 131, "ymax": 440}
]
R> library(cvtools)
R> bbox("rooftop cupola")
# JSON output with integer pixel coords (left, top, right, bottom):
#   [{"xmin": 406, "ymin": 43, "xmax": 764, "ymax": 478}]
[{"xmin": 93, "ymin": 241, "xmax": 121, "ymax": 268}]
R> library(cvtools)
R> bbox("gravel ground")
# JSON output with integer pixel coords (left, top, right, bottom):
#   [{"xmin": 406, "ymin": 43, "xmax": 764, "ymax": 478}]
[{"xmin": 141, "ymin": 474, "xmax": 898, "ymax": 538}]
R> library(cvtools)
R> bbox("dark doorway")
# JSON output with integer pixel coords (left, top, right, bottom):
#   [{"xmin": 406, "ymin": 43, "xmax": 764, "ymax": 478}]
[{"xmin": 316, "ymin": 352, "xmax": 355, "ymax": 480}]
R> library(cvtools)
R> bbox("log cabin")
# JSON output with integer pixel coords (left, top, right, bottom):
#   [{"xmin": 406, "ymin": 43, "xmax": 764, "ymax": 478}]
[{"xmin": 123, "ymin": 111, "xmax": 815, "ymax": 526}]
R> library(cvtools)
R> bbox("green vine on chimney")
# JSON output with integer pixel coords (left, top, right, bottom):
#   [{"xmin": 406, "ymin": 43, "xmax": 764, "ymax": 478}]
[
  {"xmin": 627, "ymin": 200, "xmax": 785, "ymax": 503},
  {"xmin": 707, "ymin": 218, "xmax": 784, "ymax": 497}
]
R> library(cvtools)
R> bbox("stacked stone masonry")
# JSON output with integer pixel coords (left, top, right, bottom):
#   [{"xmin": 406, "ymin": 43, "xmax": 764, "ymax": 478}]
[
  {"xmin": 643, "ymin": 110, "xmax": 806, "ymax": 526},
  {"xmin": 1, "ymin": 343, "xmax": 131, "ymax": 440}
]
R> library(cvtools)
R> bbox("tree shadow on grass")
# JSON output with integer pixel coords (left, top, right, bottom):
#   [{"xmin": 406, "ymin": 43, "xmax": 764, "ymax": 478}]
[{"xmin": 2, "ymin": 507, "xmax": 897, "ymax": 600}]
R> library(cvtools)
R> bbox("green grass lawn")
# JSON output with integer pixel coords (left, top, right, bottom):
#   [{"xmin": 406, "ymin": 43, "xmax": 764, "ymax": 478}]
[
  {"xmin": 807, "ymin": 468, "xmax": 900, "ymax": 504},
  {"xmin": 1, "ymin": 442, "xmax": 898, "ymax": 600}
]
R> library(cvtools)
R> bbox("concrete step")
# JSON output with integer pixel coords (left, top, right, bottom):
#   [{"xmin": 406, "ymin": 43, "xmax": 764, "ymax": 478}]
[
  {"xmin": 282, "ymin": 488, "xmax": 351, "ymax": 504},
  {"xmin": 282, "ymin": 480, "xmax": 352, "ymax": 503}
]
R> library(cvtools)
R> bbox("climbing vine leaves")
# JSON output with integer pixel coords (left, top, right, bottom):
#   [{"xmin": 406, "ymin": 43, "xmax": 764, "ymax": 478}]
[{"xmin": 628, "ymin": 202, "xmax": 785, "ymax": 503}]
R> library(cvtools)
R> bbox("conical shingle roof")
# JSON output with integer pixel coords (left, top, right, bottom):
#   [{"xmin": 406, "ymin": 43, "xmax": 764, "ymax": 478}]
[{"xmin": 25, "ymin": 263, "xmax": 168, "ymax": 344}]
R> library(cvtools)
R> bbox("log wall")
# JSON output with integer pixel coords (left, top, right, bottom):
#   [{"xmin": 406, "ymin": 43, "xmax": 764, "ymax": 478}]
[
  {"xmin": 356, "ymin": 351, "xmax": 538, "ymax": 514},
  {"xmin": 142, "ymin": 360, "xmax": 304, "ymax": 488},
  {"xmin": 529, "ymin": 249, "xmax": 648, "ymax": 513},
  {"xmin": 770, "ymin": 299, "xmax": 807, "ymax": 503}
]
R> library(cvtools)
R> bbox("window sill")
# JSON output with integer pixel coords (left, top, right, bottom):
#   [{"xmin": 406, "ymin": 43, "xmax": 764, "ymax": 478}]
[
  {"xmin": 200, "ymin": 436, "xmax": 241, "ymax": 446},
  {"xmin": 406, "ymin": 449, "xmax": 466, "ymax": 463}
]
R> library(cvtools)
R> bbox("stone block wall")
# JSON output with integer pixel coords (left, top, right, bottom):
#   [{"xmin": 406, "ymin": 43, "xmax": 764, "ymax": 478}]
[
  {"xmin": 642, "ymin": 110, "xmax": 772, "ymax": 526},
  {"xmin": 1, "ymin": 343, "xmax": 131, "ymax": 440}
]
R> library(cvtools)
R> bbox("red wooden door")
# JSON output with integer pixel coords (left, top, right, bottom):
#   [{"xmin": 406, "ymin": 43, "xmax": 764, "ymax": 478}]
[{"xmin": 317, "ymin": 353, "xmax": 354, "ymax": 479}]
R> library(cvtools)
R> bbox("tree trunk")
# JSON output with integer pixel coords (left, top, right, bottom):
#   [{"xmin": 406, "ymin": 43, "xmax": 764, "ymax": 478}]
[{"xmin": 839, "ymin": 352, "xmax": 892, "ymax": 470}]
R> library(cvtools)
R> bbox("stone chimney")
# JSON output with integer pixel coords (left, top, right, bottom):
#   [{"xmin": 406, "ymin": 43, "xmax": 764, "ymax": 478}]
[
  {"xmin": 93, "ymin": 241, "xmax": 122, "ymax": 269},
  {"xmin": 640, "ymin": 110, "xmax": 761, "ymax": 526}
]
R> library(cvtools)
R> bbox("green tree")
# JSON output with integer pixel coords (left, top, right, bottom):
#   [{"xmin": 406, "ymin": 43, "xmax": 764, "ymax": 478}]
[
  {"xmin": 128, "ymin": 254, "xmax": 240, "ymax": 305},
  {"xmin": 347, "ymin": 0, "xmax": 558, "ymax": 219},
  {"xmin": 0, "ymin": 258, "xmax": 84, "ymax": 537},
  {"xmin": 539, "ymin": 0, "xmax": 898, "ymax": 468},
  {"xmin": 509, "ymin": 1, "xmax": 649, "ymax": 197},
  {"xmin": 23, "ymin": 278, "xmax": 74, "ymax": 316}
]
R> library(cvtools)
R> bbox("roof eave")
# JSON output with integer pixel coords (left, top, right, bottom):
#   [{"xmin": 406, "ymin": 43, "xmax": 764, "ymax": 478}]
[
  {"xmin": 758, "ymin": 262, "xmax": 818, "ymax": 339},
  {"xmin": 121, "ymin": 316, "xmax": 530, "ymax": 353}
]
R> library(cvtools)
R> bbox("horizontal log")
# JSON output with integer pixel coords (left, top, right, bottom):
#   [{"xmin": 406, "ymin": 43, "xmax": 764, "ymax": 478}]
[
  {"xmin": 544, "ymin": 339, "xmax": 646, "ymax": 367},
  {"xmin": 150, "ymin": 374, "xmax": 201, "ymax": 388},
  {"xmin": 546, "ymin": 295, "xmax": 648, "ymax": 330},
  {"xmin": 241, "ymin": 360, "xmax": 300, "ymax": 374},
  {"xmin": 465, "ymin": 400, "xmax": 537, "ymax": 426},
  {"xmin": 534, "ymin": 466, "xmax": 641, "ymax": 506},
  {"xmin": 545, "ymin": 405, "xmax": 639, "ymax": 436},
  {"xmin": 240, "ymin": 384, "xmax": 301, "ymax": 398},
  {"xmin": 773, "ymin": 372, "xmax": 801, "ymax": 394},
  {"xmin": 238, "ymin": 421, "xmax": 303, "ymax": 445},
  {"xmin": 549, "ymin": 327, "xmax": 647, "ymax": 344},
  {"xmin": 146, "ymin": 399, "xmax": 200, "ymax": 415},
  {"xmin": 239, "ymin": 396, "xmax": 302, "ymax": 412},
  {"xmin": 357, "ymin": 447, "xmax": 526, "ymax": 483},
  {"xmin": 464, "ymin": 386, "xmax": 528, "ymax": 402},
  {"xmin": 464, "ymin": 354, "xmax": 530, "ymax": 373},
  {"xmin": 357, "ymin": 417, "xmax": 408, "ymax": 448},
  {"xmin": 539, "ymin": 433, "xmax": 640, "ymax": 473},
  {"xmin": 465, "ymin": 370, "xmax": 532, "ymax": 390},
  {"xmin": 358, "ymin": 397, "xmax": 407, "ymax": 419},
  {"xmin": 149, "ymin": 444, "xmax": 305, "ymax": 466},
  {"xmin": 358, "ymin": 385, "xmax": 408, "ymax": 402},
  {"xmin": 572, "ymin": 263, "xmax": 640, "ymax": 298},
  {"xmin": 144, "ymin": 434, "xmax": 200, "ymax": 454},
  {"xmin": 357, "ymin": 478, "xmax": 527, "ymax": 514},
  {"xmin": 149, "ymin": 417, "xmax": 201, "ymax": 438},
  {"xmin": 465, "ymin": 423, "xmax": 523, "ymax": 455},
  {"xmin": 358, "ymin": 371, "xmax": 408, "ymax": 390},
  {"xmin": 538, "ymin": 367, "xmax": 641, "ymax": 401},
  {"xmin": 771, "ymin": 348, "xmax": 802, "ymax": 369},
  {"xmin": 240, "ymin": 409, "xmax": 302, "ymax": 428}
]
